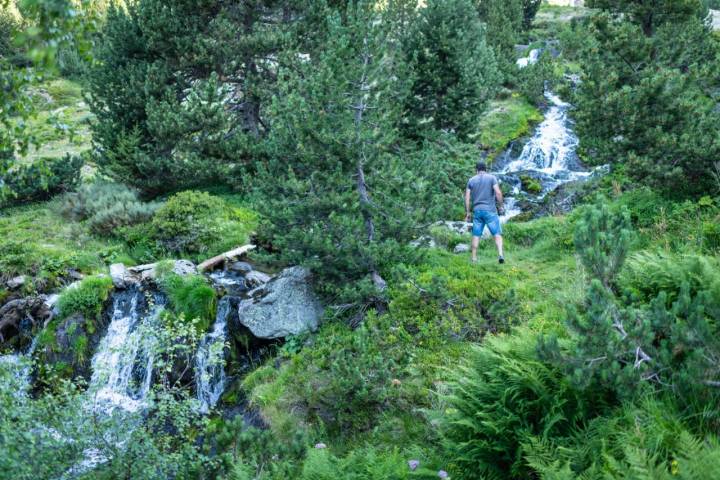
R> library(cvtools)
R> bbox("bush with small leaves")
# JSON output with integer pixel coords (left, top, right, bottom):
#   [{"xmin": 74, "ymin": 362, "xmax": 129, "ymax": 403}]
[
  {"xmin": 1, "ymin": 155, "xmax": 82, "ymax": 207},
  {"xmin": 61, "ymin": 181, "xmax": 159, "ymax": 236}
]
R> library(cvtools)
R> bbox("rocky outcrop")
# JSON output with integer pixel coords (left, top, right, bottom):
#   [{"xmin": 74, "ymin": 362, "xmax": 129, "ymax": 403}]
[{"xmin": 237, "ymin": 267, "xmax": 323, "ymax": 339}]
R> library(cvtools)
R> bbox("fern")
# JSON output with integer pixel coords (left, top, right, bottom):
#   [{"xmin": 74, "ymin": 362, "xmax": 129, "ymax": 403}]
[{"xmin": 441, "ymin": 329, "xmax": 607, "ymax": 479}]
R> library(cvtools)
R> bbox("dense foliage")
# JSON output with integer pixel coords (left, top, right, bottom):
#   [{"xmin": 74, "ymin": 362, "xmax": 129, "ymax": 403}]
[
  {"xmin": 404, "ymin": 0, "xmax": 500, "ymax": 138},
  {"xmin": 3, "ymin": 0, "xmax": 720, "ymax": 479},
  {"xmin": 574, "ymin": 0, "xmax": 720, "ymax": 196}
]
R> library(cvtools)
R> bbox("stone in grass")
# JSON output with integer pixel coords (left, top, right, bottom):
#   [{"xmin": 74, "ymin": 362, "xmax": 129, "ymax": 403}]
[
  {"xmin": 408, "ymin": 460, "xmax": 420, "ymax": 471},
  {"xmin": 238, "ymin": 266, "xmax": 323, "ymax": 339},
  {"xmin": 314, "ymin": 443, "xmax": 327, "ymax": 449},
  {"xmin": 453, "ymin": 243, "xmax": 470, "ymax": 254}
]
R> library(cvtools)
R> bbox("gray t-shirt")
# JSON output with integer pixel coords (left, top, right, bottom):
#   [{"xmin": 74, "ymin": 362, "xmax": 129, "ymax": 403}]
[{"xmin": 467, "ymin": 173, "xmax": 498, "ymax": 213}]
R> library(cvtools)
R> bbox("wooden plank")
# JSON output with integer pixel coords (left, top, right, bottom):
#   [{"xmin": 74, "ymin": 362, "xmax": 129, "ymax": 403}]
[{"xmin": 197, "ymin": 244, "xmax": 256, "ymax": 272}]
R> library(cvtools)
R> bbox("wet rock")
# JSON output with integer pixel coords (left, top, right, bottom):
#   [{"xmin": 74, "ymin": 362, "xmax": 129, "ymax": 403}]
[
  {"xmin": 7, "ymin": 275, "xmax": 26, "ymax": 290},
  {"xmin": 110, "ymin": 263, "xmax": 133, "ymax": 289},
  {"xmin": 237, "ymin": 267, "xmax": 323, "ymax": 339},
  {"xmin": 454, "ymin": 243, "xmax": 471, "ymax": 254},
  {"xmin": 127, "ymin": 260, "xmax": 198, "ymax": 283},
  {"xmin": 0, "ymin": 297, "xmax": 52, "ymax": 350},
  {"xmin": 244, "ymin": 270, "xmax": 271, "ymax": 289},
  {"xmin": 67, "ymin": 269, "xmax": 85, "ymax": 281},
  {"xmin": 228, "ymin": 261, "xmax": 253, "ymax": 274}
]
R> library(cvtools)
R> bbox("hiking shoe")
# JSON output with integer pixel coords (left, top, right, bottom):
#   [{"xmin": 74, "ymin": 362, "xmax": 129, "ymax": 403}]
[{"xmin": 498, "ymin": 256, "xmax": 505, "ymax": 264}]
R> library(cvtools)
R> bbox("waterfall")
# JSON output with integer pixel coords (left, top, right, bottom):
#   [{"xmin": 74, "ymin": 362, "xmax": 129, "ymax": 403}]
[
  {"xmin": 195, "ymin": 296, "xmax": 230, "ymax": 413},
  {"xmin": 0, "ymin": 336, "xmax": 38, "ymax": 395},
  {"xmin": 495, "ymin": 90, "xmax": 591, "ymax": 220},
  {"xmin": 516, "ymin": 48, "xmax": 540, "ymax": 68},
  {"xmin": 87, "ymin": 288, "xmax": 164, "ymax": 414}
]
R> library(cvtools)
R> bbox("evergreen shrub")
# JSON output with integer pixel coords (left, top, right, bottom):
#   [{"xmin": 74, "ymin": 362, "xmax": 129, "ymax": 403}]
[
  {"xmin": 151, "ymin": 191, "xmax": 256, "ymax": 257},
  {"xmin": 1, "ymin": 155, "xmax": 82, "ymax": 207}
]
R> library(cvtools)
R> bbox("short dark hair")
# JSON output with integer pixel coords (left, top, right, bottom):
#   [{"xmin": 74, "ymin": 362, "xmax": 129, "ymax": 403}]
[{"xmin": 476, "ymin": 161, "xmax": 487, "ymax": 172}]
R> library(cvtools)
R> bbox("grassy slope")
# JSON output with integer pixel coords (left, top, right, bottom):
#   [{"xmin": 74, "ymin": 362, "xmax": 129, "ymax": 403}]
[
  {"xmin": 16, "ymin": 79, "xmax": 93, "ymax": 163},
  {"xmin": 243, "ymin": 185, "xmax": 720, "ymax": 460},
  {"xmin": 475, "ymin": 94, "xmax": 543, "ymax": 158}
]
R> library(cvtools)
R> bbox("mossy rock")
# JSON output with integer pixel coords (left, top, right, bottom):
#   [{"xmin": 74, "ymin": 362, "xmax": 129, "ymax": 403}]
[{"xmin": 520, "ymin": 175, "xmax": 543, "ymax": 195}]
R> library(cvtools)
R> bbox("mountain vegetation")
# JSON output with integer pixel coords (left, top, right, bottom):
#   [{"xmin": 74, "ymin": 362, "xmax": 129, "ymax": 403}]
[{"xmin": 1, "ymin": 0, "xmax": 720, "ymax": 479}]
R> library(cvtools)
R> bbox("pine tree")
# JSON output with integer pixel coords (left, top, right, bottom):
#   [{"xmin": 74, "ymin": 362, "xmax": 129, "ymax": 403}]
[
  {"xmin": 541, "ymin": 202, "xmax": 720, "ymax": 411},
  {"xmin": 87, "ymin": 0, "xmax": 311, "ymax": 196},
  {"xmin": 255, "ymin": 2, "xmax": 421, "ymax": 311},
  {"xmin": 404, "ymin": 0, "xmax": 501, "ymax": 139},
  {"xmin": 476, "ymin": 0, "xmax": 524, "ymax": 77},
  {"xmin": 575, "ymin": 0, "xmax": 720, "ymax": 197}
]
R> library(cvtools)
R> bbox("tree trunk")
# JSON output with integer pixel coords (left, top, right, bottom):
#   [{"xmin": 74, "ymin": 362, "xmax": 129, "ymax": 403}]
[{"xmin": 352, "ymin": 40, "xmax": 388, "ymax": 304}]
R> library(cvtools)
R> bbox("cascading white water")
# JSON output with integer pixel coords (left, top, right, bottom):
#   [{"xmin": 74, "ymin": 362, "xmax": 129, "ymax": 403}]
[
  {"xmin": 516, "ymin": 48, "xmax": 540, "ymax": 68},
  {"xmin": 195, "ymin": 297, "xmax": 230, "ymax": 413},
  {"xmin": 87, "ymin": 289, "xmax": 163, "ymax": 414},
  {"xmin": 0, "ymin": 336, "xmax": 38, "ymax": 395},
  {"xmin": 495, "ymin": 90, "xmax": 590, "ymax": 220}
]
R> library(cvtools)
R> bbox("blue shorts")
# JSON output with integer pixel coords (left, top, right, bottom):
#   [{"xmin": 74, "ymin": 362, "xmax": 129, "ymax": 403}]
[{"xmin": 472, "ymin": 209, "xmax": 502, "ymax": 237}]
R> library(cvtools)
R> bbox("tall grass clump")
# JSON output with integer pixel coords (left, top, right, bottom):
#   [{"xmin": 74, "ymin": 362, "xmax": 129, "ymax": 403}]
[
  {"xmin": 159, "ymin": 272, "xmax": 216, "ymax": 333},
  {"xmin": 56, "ymin": 275, "xmax": 114, "ymax": 322}
]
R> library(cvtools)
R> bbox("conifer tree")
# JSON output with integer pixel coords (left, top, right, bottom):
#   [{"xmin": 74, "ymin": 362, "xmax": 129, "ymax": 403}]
[
  {"xmin": 476, "ymin": 0, "xmax": 524, "ymax": 76},
  {"xmin": 542, "ymin": 202, "xmax": 720, "ymax": 406},
  {"xmin": 255, "ymin": 2, "xmax": 421, "ymax": 310},
  {"xmin": 575, "ymin": 0, "xmax": 720, "ymax": 196},
  {"xmin": 88, "ymin": 0, "xmax": 311, "ymax": 196},
  {"xmin": 404, "ymin": 0, "xmax": 500, "ymax": 139}
]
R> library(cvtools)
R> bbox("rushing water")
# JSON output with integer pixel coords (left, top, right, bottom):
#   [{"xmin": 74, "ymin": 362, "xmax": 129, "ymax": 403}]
[
  {"xmin": 0, "ymin": 336, "xmax": 38, "ymax": 395},
  {"xmin": 87, "ymin": 288, "xmax": 164, "ymax": 413},
  {"xmin": 493, "ymin": 90, "xmax": 590, "ymax": 221},
  {"xmin": 195, "ymin": 296, "xmax": 231, "ymax": 413}
]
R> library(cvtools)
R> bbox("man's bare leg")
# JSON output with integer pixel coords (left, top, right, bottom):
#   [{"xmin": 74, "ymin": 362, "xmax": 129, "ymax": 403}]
[
  {"xmin": 471, "ymin": 235, "xmax": 480, "ymax": 262},
  {"xmin": 495, "ymin": 235, "xmax": 504, "ymax": 262}
]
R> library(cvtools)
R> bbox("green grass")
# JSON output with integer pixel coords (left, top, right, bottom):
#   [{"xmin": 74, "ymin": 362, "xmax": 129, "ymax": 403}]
[
  {"xmin": 0, "ymin": 200, "xmax": 132, "ymax": 287},
  {"xmin": 475, "ymin": 94, "xmax": 543, "ymax": 158},
  {"xmin": 17, "ymin": 78, "xmax": 93, "ymax": 162}
]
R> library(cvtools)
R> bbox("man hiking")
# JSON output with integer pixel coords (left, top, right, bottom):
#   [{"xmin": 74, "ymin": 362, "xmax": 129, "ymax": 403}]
[{"xmin": 465, "ymin": 161, "xmax": 505, "ymax": 264}]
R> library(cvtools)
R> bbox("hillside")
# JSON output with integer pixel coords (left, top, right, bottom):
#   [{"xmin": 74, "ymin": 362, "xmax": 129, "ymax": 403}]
[{"xmin": 2, "ymin": 1, "xmax": 720, "ymax": 479}]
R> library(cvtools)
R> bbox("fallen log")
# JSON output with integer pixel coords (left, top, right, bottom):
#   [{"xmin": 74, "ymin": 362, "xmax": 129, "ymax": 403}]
[{"xmin": 197, "ymin": 245, "xmax": 256, "ymax": 272}]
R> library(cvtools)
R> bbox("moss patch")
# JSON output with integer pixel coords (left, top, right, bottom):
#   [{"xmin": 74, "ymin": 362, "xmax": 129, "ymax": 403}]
[{"xmin": 474, "ymin": 94, "xmax": 543, "ymax": 158}]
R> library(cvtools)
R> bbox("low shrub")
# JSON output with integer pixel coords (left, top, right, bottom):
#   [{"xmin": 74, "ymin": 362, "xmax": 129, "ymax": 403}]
[
  {"xmin": 61, "ymin": 182, "xmax": 159, "ymax": 236},
  {"xmin": 56, "ymin": 275, "xmax": 114, "ymax": 323},
  {"xmin": 151, "ymin": 191, "xmax": 257, "ymax": 257},
  {"xmin": 441, "ymin": 329, "xmax": 608, "ymax": 479},
  {"xmin": 1, "ymin": 155, "xmax": 82, "ymax": 207}
]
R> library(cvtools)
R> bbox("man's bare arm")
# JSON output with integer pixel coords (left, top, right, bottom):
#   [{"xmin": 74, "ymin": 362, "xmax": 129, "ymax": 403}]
[
  {"xmin": 494, "ymin": 184, "xmax": 504, "ymax": 210},
  {"xmin": 465, "ymin": 188, "xmax": 472, "ymax": 221}
]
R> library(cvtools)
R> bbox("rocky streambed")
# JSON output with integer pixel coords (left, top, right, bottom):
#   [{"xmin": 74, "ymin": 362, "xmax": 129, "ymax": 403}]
[{"xmin": 0, "ymin": 247, "xmax": 323, "ymax": 417}]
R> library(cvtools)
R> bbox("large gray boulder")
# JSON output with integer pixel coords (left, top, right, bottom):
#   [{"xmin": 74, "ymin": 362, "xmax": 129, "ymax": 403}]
[{"xmin": 237, "ymin": 267, "xmax": 323, "ymax": 339}]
